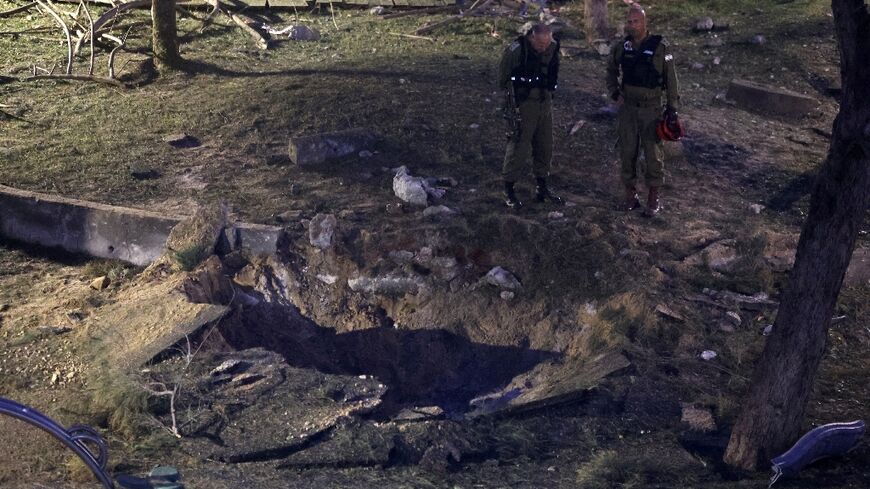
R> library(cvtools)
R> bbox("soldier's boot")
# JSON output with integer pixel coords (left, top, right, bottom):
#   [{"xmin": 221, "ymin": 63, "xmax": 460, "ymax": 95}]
[
  {"xmin": 621, "ymin": 185, "xmax": 641, "ymax": 211},
  {"xmin": 643, "ymin": 186, "xmax": 661, "ymax": 217},
  {"xmin": 535, "ymin": 177, "xmax": 564, "ymax": 205},
  {"xmin": 504, "ymin": 181, "xmax": 524, "ymax": 209}
]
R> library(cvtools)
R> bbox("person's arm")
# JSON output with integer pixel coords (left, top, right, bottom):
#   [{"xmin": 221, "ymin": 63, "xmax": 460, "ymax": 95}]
[
  {"xmin": 498, "ymin": 40, "xmax": 521, "ymax": 90},
  {"xmin": 605, "ymin": 42, "xmax": 622, "ymax": 102},
  {"xmin": 662, "ymin": 42, "xmax": 680, "ymax": 110}
]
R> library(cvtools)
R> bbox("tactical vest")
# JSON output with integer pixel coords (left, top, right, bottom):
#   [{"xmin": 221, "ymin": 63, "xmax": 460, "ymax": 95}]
[
  {"xmin": 510, "ymin": 36, "xmax": 560, "ymax": 103},
  {"xmin": 620, "ymin": 35, "xmax": 664, "ymax": 90}
]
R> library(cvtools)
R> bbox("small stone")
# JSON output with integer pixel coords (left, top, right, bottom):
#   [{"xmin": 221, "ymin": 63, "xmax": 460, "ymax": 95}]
[
  {"xmin": 393, "ymin": 166, "xmax": 429, "ymax": 206},
  {"xmin": 385, "ymin": 202, "xmax": 405, "ymax": 214},
  {"xmin": 713, "ymin": 56, "xmax": 721, "ymax": 65},
  {"xmin": 50, "ymin": 371, "xmax": 60, "ymax": 384},
  {"xmin": 700, "ymin": 350, "xmax": 717, "ymax": 361},
  {"xmin": 691, "ymin": 62, "xmax": 705, "ymax": 71},
  {"xmin": 693, "ymin": 17, "xmax": 714, "ymax": 32},
  {"xmin": 469, "ymin": 123, "xmax": 480, "ymax": 129},
  {"xmin": 762, "ymin": 324, "xmax": 774, "ymax": 336},
  {"xmin": 89, "ymin": 276, "xmax": 110, "ymax": 290},
  {"xmin": 750, "ymin": 203, "xmax": 764, "ymax": 214},
  {"xmin": 389, "ymin": 250, "xmax": 415, "ymax": 264},
  {"xmin": 359, "ymin": 150, "xmax": 373, "ymax": 158},
  {"xmin": 500, "ymin": 291, "xmax": 515, "ymax": 300},
  {"xmin": 485, "ymin": 266, "xmax": 521, "ymax": 290},
  {"xmin": 751, "ymin": 34, "xmax": 766, "ymax": 45},
  {"xmin": 288, "ymin": 25, "xmax": 321, "ymax": 41},
  {"xmin": 547, "ymin": 211, "xmax": 564, "ymax": 219},
  {"xmin": 66, "ymin": 371, "xmax": 75, "ymax": 380},
  {"xmin": 309, "ymin": 213, "xmax": 337, "ymax": 249},
  {"xmin": 596, "ymin": 42, "xmax": 610, "ymax": 56},
  {"xmin": 719, "ymin": 323, "xmax": 736, "ymax": 333},
  {"xmin": 369, "ymin": 6, "xmax": 385, "ymax": 15},
  {"xmin": 655, "ymin": 304, "xmax": 685, "ymax": 322},
  {"xmin": 726, "ymin": 311, "xmax": 742, "ymax": 326}
]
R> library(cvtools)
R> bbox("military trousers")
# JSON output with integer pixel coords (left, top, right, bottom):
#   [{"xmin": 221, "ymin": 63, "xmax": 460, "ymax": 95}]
[
  {"xmin": 617, "ymin": 100, "xmax": 664, "ymax": 187},
  {"xmin": 502, "ymin": 95, "xmax": 553, "ymax": 183}
]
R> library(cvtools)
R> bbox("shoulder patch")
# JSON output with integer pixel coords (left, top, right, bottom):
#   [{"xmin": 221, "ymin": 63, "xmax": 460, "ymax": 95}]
[{"xmin": 509, "ymin": 41, "xmax": 520, "ymax": 52}]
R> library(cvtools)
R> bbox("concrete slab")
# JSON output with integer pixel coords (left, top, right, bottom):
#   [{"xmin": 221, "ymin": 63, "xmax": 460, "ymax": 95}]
[
  {"xmin": 726, "ymin": 79, "xmax": 819, "ymax": 119},
  {"xmin": 0, "ymin": 184, "xmax": 181, "ymax": 266}
]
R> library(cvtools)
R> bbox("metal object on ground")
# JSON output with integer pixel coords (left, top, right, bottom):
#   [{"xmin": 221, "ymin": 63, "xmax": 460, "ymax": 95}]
[
  {"xmin": 0, "ymin": 397, "xmax": 115, "ymax": 489},
  {"xmin": 769, "ymin": 420, "xmax": 865, "ymax": 486}
]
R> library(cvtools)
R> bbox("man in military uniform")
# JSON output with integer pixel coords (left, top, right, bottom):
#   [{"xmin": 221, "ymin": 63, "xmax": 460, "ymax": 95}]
[
  {"xmin": 499, "ymin": 23, "xmax": 563, "ymax": 209},
  {"xmin": 606, "ymin": 4, "xmax": 679, "ymax": 217}
]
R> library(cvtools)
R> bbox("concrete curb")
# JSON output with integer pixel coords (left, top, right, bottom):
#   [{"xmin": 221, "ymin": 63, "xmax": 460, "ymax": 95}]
[{"xmin": 0, "ymin": 185, "xmax": 284, "ymax": 265}]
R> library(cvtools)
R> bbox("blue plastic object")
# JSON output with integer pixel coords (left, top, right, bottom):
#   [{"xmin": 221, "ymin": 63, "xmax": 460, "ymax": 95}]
[
  {"xmin": 769, "ymin": 420, "xmax": 865, "ymax": 486},
  {"xmin": 0, "ymin": 397, "xmax": 115, "ymax": 489}
]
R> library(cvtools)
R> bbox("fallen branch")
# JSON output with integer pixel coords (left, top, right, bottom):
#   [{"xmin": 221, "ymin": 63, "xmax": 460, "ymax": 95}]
[
  {"xmin": 22, "ymin": 73, "xmax": 125, "ymax": 87},
  {"xmin": 381, "ymin": 5, "xmax": 457, "ymax": 20},
  {"xmin": 35, "ymin": 0, "xmax": 73, "ymax": 74},
  {"xmin": 0, "ymin": 1, "xmax": 37, "ymax": 18},
  {"xmin": 415, "ymin": 0, "xmax": 493, "ymax": 36},
  {"xmin": 388, "ymin": 32, "xmax": 434, "ymax": 42},
  {"xmin": 80, "ymin": 0, "xmax": 95, "ymax": 75},
  {"xmin": 225, "ymin": 10, "xmax": 269, "ymax": 50},
  {"xmin": 0, "ymin": 27, "xmax": 56, "ymax": 35},
  {"xmin": 105, "ymin": 27, "xmax": 132, "ymax": 79}
]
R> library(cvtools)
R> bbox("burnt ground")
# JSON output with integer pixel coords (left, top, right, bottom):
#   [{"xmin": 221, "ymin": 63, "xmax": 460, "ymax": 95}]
[{"xmin": 1, "ymin": 0, "xmax": 869, "ymax": 487}]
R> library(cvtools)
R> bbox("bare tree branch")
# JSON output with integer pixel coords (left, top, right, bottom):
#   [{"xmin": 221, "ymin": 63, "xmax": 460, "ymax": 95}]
[
  {"xmin": 35, "ymin": 0, "xmax": 73, "ymax": 74},
  {"xmin": 21, "ymin": 73, "xmax": 125, "ymax": 87},
  {"xmin": 0, "ymin": 2, "xmax": 37, "ymax": 18}
]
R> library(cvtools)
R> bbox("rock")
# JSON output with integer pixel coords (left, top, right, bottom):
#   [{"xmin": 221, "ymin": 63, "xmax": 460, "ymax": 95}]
[
  {"xmin": 394, "ymin": 406, "xmax": 445, "ymax": 421},
  {"xmin": 369, "ymin": 6, "xmax": 385, "ymax": 15},
  {"xmin": 691, "ymin": 62, "xmax": 705, "ymax": 71},
  {"xmin": 500, "ymin": 291, "xmax": 515, "ymax": 301},
  {"xmin": 484, "ymin": 266, "xmax": 521, "ymax": 290},
  {"xmin": 430, "ymin": 256, "xmax": 459, "ymax": 281},
  {"xmin": 762, "ymin": 324, "xmax": 774, "ymax": 336},
  {"xmin": 422, "ymin": 205, "xmax": 457, "ymax": 218},
  {"xmin": 288, "ymin": 25, "xmax": 321, "ymax": 41},
  {"xmin": 389, "ymin": 250, "xmax": 415, "ymax": 265},
  {"xmin": 655, "ymin": 304, "xmax": 685, "ymax": 322},
  {"xmin": 358, "ymin": 150, "xmax": 373, "ymax": 158},
  {"xmin": 713, "ymin": 56, "xmax": 721, "ymax": 66},
  {"xmin": 162, "ymin": 133, "xmax": 200, "ymax": 148},
  {"xmin": 751, "ymin": 34, "xmax": 766, "ymax": 45},
  {"xmin": 468, "ymin": 123, "xmax": 480, "ymax": 129},
  {"xmin": 90, "ymin": 276, "xmax": 111, "ymax": 290},
  {"xmin": 289, "ymin": 128, "xmax": 378, "ymax": 166},
  {"xmin": 548, "ymin": 211, "xmax": 564, "ymax": 219},
  {"xmin": 684, "ymin": 240, "xmax": 738, "ymax": 272},
  {"xmin": 750, "ymin": 203, "xmax": 764, "ymax": 214},
  {"xmin": 699, "ymin": 350, "xmax": 717, "ymax": 361},
  {"xmin": 693, "ymin": 17, "xmax": 714, "ymax": 32},
  {"xmin": 309, "ymin": 213, "xmax": 337, "ymax": 249},
  {"xmin": 719, "ymin": 322, "xmax": 736, "ymax": 333},
  {"xmin": 385, "ymin": 202, "xmax": 405, "ymax": 215},
  {"xmin": 211, "ymin": 359, "xmax": 250, "ymax": 376},
  {"xmin": 50, "ymin": 371, "xmax": 60, "ymax": 385},
  {"xmin": 348, "ymin": 275, "xmax": 424, "ymax": 296},
  {"xmin": 725, "ymin": 311, "xmax": 742, "ymax": 327},
  {"xmin": 393, "ymin": 166, "xmax": 429, "ymax": 206},
  {"xmin": 681, "ymin": 405, "xmax": 717, "ymax": 432},
  {"xmin": 595, "ymin": 42, "xmax": 611, "ymax": 56}
]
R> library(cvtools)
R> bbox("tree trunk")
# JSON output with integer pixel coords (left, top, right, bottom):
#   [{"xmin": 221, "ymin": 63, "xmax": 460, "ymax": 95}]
[
  {"xmin": 723, "ymin": 0, "xmax": 870, "ymax": 471},
  {"xmin": 584, "ymin": 0, "xmax": 610, "ymax": 41},
  {"xmin": 152, "ymin": 0, "xmax": 181, "ymax": 69}
]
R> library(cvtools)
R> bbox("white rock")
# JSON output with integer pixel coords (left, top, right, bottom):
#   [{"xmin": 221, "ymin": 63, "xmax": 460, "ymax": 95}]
[
  {"xmin": 762, "ymin": 324, "xmax": 774, "ymax": 336},
  {"xmin": 500, "ymin": 291, "xmax": 515, "ymax": 300},
  {"xmin": 548, "ymin": 211, "xmax": 564, "ymax": 219},
  {"xmin": 751, "ymin": 34, "xmax": 766, "ymax": 45},
  {"xmin": 359, "ymin": 150, "xmax": 373, "ymax": 158},
  {"xmin": 317, "ymin": 274, "xmax": 338, "ymax": 285},
  {"xmin": 726, "ymin": 311, "xmax": 742, "ymax": 326},
  {"xmin": 309, "ymin": 213, "xmax": 337, "ymax": 249},
  {"xmin": 369, "ymin": 6, "xmax": 385, "ymax": 15},
  {"xmin": 485, "ymin": 266, "xmax": 521, "ymax": 290},
  {"xmin": 694, "ymin": 17, "xmax": 714, "ymax": 31},
  {"xmin": 393, "ymin": 166, "xmax": 429, "ymax": 206},
  {"xmin": 469, "ymin": 123, "xmax": 480, "ymax": 129},
  {"xmin": 750, "ymin": 203, "xmax": 764, "ymax": 214},
  {"xmin": 700, "ymin": 350, "xmax": 717, "ymax": 361}
]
